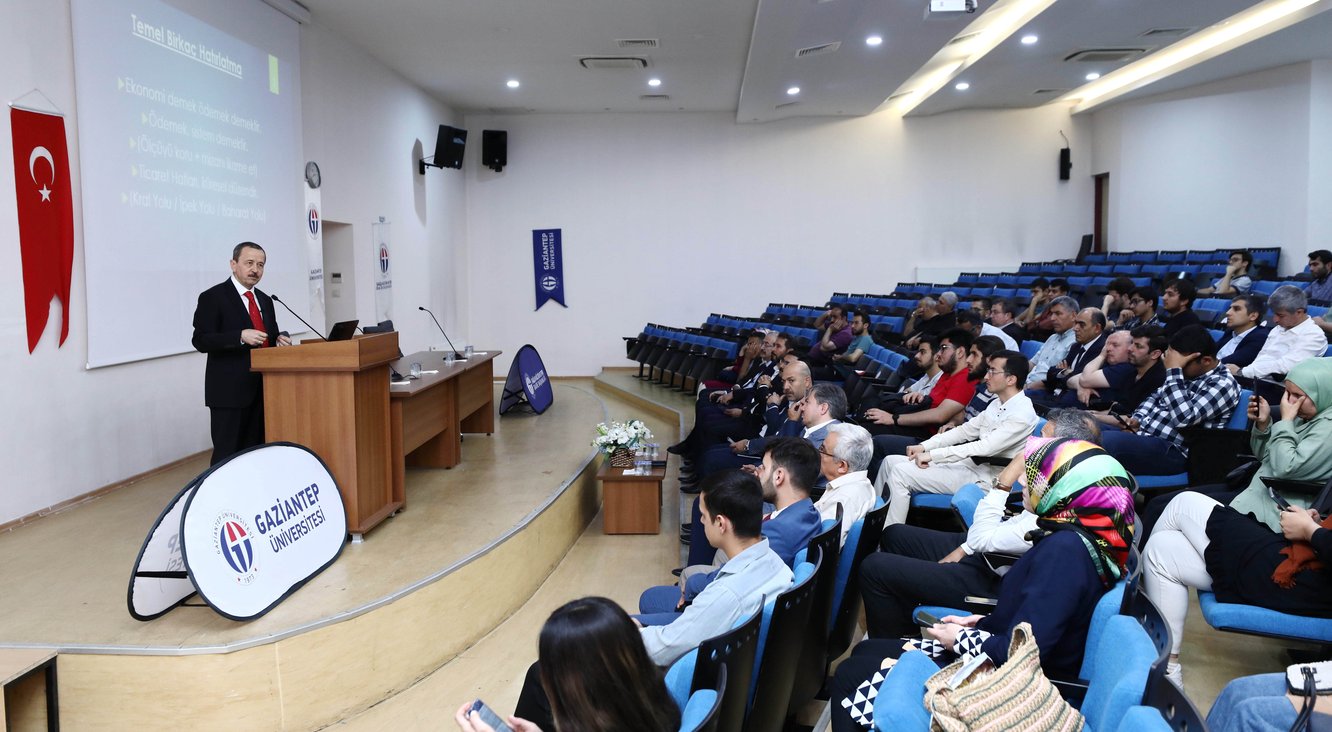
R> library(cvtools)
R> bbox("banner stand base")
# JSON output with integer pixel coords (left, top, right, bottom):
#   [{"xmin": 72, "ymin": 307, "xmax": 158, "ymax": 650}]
[{"xmin": 499, "ymin": 345, "xmax": 554, "ymax": 415}]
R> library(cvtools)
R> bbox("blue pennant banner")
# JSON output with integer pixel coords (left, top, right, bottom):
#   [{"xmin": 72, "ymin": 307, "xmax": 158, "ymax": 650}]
[{"xmin": 532, "ymin": 228, "xmax": 567, "ymax": 310}]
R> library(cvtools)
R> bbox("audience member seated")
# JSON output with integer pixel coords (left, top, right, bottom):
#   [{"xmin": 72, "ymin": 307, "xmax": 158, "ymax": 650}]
[
  {"xmin": 1101, "ymin": 276, "xmax": 1137, "ymax": 317},
  {"xmin": 1231, "ymin": 285, "xmax": 1328, "ymax": 382},
  {"xmin": 1306, "ymin": 249, "xmax": 1332, "ymax": 304},
  {"xmin": 1020, "ymin": 278, "xmax": 1070, "ymax": 341},
  {"xmin": 904, "ymin": 295, "xmax": 958, "ymax": 349},
  {"xmin": 859, "ymin": 409, "xmax": 1103, "ymax": 642},
  {"xmin": 671, "ymin": 334, "xmax": 787, "ymax": 466},
  {"xmin": 1161, "ymin": 279, "xmax": 1202, "ymax": 337},
  {"xmin": 1145, "ymin": 370, "xmax": 1332, "ymax": 685},
  {"xmin": 969, "ymin": 296, "xmax": 992, "ymax": 316},
  {"xmin": 863, "ymin": 329, "xmax": 977, "ymax": 459},
  {"xmin": 667, "ymin": 437, "xmax": 821, "ymax": 606},
  {"xmin": 876, "ymin": 351, "xmax": 1037, "ymax": 525},
  {"xmin": 1217, "ymin": 294, "xmax": 1271, "ymax": 369},
  {"xmin": 632, "ymin": 470, "xmax": 793, "ymax": 645},
  {"xmin": 829, "ymin": 437, "xmax": 1136, "ymax": 732},
  {"xmin": 686, "ymin": 359, "xmax": 812, "ymax": 490},
  {"xmin": 942, "ymin": 335, "xmax": 1007, "ymax": 429},
  {"xmin": 988, "ymin": 297, "xmax": 1027, "ymax": 345},
  {"xmin": 1023, "ymin": 296, "xmax": 1079, "ymax": 388},
  {"xmin": 1139, "ymin": 359, "xmax": 1332, "ymax": 542},
  {"xmin": 1208, "ymin": 671, "xmax": 1332, "ymax": 732},
  {"xmin": 956, "ymin": 308, "xmax": 1017, "ymax": 352},
  {"xmin": 822, "ymin": 311, "xmax": 874, "ymax": 380},
  {"xmin": 702, "ymin": 329, "xmax": 765, "ymax": 390},
  {"xmin": 1115, "ymin": 286, "xmax": 1162, "ymax": 331},
  {"xmin": 1028, "ymin": 307, "xmax": 1106, "ymax": 401},
  {"xmin": 1078, "ymin": 326, "xmax": 1167, "ymax": 416},
  {"xmin": 472, "ymin": 597, "xmax": 680, "ymax": 732},
  {"xmin": 1099, "ymin": 325, "xmax": 1240, "ymax": 476},
  {"xmin": 815, "ymin": 423, "xmax": 877, "ymax": 545},
  {"xmin": 1198, "ymin": 250, "xmax": 1254, "ymax": 297},
  {"xmin": 808, "ymin": 304, "xmax": 854, "ymax": 369}
]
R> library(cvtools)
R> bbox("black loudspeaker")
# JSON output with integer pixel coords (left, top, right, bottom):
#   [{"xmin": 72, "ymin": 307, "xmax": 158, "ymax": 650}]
[
  {"xmin": 482, "ymin": 130, "xmax": 507, "ymax": 172},
  {"xmin": 1059, "ymin": 147, "xmax": 1072, "ymax": 181},
  {"xmin": 434, "ymin": 125, "xmax": 467, "ymax": 169}
]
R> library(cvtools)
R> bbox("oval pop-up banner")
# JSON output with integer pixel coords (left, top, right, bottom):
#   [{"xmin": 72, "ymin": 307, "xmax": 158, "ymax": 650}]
[{"xmin": 180, "ymin": 443, "xmax": 348, "ymax": 621}]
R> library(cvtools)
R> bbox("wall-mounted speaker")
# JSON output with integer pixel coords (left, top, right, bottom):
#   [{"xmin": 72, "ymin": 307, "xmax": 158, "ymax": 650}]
[
  {"xmin": 482, "ymin": 130, "xmax": 507, "ymax": 172},
  {"xmin": 1059, "ymin": 147, "xmax": 1072, "ymax": 181},
  {"xmin": 434, "ymin": 124, "xmax": 467, "ymax": 169}
]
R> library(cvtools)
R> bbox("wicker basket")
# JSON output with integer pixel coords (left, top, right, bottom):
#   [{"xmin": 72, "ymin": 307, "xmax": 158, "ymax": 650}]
[{"xmin": 609, "ymin": 447, "xmax": 635, "ymax": 468}]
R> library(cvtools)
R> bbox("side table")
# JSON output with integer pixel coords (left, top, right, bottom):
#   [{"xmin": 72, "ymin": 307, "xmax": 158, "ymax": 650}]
[{"xmin": 598, "ymin": 462, "xmax": 664, "ymax": 534}]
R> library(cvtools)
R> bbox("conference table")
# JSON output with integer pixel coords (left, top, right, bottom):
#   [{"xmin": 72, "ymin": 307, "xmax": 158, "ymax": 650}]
[
  {"xmin": 388, "ymin": 349, "xmax": 500, "ymax": 504},
  {"xmin": 254, "ymin": 337, "xmax": 498, "ymax": 538}
]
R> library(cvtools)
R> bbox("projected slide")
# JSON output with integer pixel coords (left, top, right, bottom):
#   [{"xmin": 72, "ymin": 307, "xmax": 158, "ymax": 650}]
[{"xmin": 72, "ymin": 0, "xmax": 304, "ymax": 367}]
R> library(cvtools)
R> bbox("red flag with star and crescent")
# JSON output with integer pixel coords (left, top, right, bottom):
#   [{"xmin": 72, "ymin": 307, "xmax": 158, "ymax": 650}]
[{"xmin": 10, "ymin": 108, "xmax": 74, "ymax": 353}]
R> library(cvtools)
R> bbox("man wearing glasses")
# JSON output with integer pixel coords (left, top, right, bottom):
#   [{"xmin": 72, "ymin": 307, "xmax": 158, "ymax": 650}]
[
  {"xmin": 876, "ymin": 351, "xmax": 1039, "ymax": 525},
  {"xmin": 1115, "ymin": 286, "xmax": 1162, "ymax": 331}
]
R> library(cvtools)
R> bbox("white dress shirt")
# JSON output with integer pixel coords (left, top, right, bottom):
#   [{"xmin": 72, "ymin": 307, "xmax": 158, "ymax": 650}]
[
  {"xmin": 919, "ymin": 391, "xmax": 1039, "ymax": 464},
  {"xmin": 1215, "ymin": 326, "xmax": 1258, "ymax": 362},
  {"xmin": 963, "ymin": 488, "xmax": 1039, "ymax": 562},
  {"xmin": 1239, "ymin": 316, "xmax": 1327, "ymax": 379},
  {"xmin": 981, "ymin": 322, "xmax": 1019, "ymax": 351},
  {"xmin": 814, "ymin": 470, "xmax": 876, "ymax": 545},
  {"xmin": 803, "ymin": 419, "xmax": 835, "ymax": 438}
]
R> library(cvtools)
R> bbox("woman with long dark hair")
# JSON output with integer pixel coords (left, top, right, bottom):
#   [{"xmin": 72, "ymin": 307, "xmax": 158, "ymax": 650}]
[{"xmin": 455, "ymin": 596, "xmax": 681, "ymax": 732}]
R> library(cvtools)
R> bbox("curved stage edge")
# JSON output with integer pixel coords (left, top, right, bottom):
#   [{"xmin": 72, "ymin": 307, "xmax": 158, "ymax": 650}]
[{"xmin": 35, "ymin": 379, "xmax": 687, "ymax": 731}]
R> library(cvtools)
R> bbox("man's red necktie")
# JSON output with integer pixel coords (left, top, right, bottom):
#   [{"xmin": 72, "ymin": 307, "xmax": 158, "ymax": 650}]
[{"xmin": 244, "ymin": 291, "xmax": 268, "ymax": 346}]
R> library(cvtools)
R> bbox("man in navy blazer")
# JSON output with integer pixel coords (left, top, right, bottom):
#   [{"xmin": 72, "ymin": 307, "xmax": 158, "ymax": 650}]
[
  {"xmin": 1216, "ymin": 294, "xmax": 1271, "ymax": 369},
  {"xmin": 191, "ymin": 242, "xmax": 290, "ymax": 464}
]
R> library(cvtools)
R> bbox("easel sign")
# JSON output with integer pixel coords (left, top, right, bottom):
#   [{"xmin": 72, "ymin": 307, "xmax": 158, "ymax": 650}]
[
  {"xmin": 499, "ymin": 344, "xmax": 554, "ymax": 415},
  {"xmin": 127, "ymin": 443, "xmax": 347, "ymax": 621}
]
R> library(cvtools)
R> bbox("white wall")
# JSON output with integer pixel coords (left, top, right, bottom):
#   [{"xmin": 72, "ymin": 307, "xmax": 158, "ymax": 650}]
[
  {"xmin": 1091, "ymin": 62, "xmax": 1324, "ymax": 274},
  {"xmin": 462, "ymin": 106, "xmax": 1094, "ymax": 377},
  {"xmin": 0, "ymin": 2, "xmax": 463, "ymax": 524}
]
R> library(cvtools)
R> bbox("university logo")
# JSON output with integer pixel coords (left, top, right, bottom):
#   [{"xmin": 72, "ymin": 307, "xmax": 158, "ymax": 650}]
[
  {"xmin": 379, "ymin": 244, "xmax": 390, "ymax": 274},
  {"xmin": 541, "ymin": 275, "xmax": 558, "ymax": 292},
  {"xmin": 212, "ymin": 512, "xmax": 258, "ymax": 584},
  {"xmin": 307, "ymin": 205, "xmax": 320, "ymax": 238},
  {"xmin": 524, "ymin": 368, "xmax": 548, "ymax": 394}
]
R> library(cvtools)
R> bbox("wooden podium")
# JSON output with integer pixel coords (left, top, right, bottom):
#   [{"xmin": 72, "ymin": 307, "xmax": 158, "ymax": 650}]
[{"xmin": 251, "ymin": 333, "xmax": 400, "ymax": 537}]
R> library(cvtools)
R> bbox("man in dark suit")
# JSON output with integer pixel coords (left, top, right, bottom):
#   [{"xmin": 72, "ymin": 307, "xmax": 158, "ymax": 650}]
[
  {"xmin": 192, "ymin": 242, "xmax": 290, "ymax": 464},
  {"xmin": 1216, "ymin": 293, "xmax": 1271, "ymax": 368}
]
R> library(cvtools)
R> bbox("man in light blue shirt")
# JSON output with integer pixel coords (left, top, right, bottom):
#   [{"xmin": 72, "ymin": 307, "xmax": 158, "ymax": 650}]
[
  {"xmin": 637, "ymin": 470, "xmax": 793, "ymax": 665},
  {"xmin": 1024, "ymin": 296, "xmax": 1079, "ymax": 387}
]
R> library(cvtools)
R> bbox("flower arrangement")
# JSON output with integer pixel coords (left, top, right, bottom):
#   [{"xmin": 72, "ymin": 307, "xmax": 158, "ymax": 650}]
[{"xmin": 592, "ymin": 419, "xmax": 654, "ymax": 456}]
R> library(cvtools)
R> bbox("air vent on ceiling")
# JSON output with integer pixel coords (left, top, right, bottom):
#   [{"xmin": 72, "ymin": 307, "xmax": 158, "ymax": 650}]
[
  {"xmin": 639, "ymin": 94, "xmax": 670, "ymax": 101},
  {"xmin": 616, "ymin": 38, "xmax": 659, "ymax": 49},
  {"xmin": 1140, "ymin": 27, "xmax": 1192, "ymax": 39},
  {"xmin": 796, "ymin": 41, "xmax": 841, "ymax": 58},
  {"xmin": 579, "ymin": 56, "xmax": 649, "ymax": 70},
  {"xmin": 1064, "ymin": 48, "xmax": 1146, "ymax": 64},
  {"xmin": 947, "ymin": 32, "xmax": 983, "ymax": 46},
  {"xmin": 775, "ymin": 101, "xmax": 801, "ymax": 109},
  {"xmin": 1032, "ymin": 88, "xmax": 1068, "ymax": 96}
]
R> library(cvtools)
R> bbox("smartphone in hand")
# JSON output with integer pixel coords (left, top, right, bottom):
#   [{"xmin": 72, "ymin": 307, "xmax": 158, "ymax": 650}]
[
  {"xmin": 469, "ymin": 700, "xmax": 513, "ymax": 732},
  {"xmin": 915, "ymin": 610, "xmax": 943, "ymax": 627},
  {"xmin": 1269, "ymin": 486, "xmax": 1293, "ymax": 511}
]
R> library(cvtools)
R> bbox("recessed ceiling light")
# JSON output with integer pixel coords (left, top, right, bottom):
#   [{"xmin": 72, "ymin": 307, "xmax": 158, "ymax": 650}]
[
  {"xmin": 866, "ymin": 35, "xmax": 883, "ymax": 47},
  {"xmin": 648, "ymin": 78, "xmax": 662, "ymax": 87},
  {"xmin": 506, "ymin": 79, "xmax": 520, "ymax": 88},
  {"xmin": 786, "ymin": 86, "xmax": 800, "ymax": 95},
  {"xmin": 955, "ymin": 82, "xmax": 970, "ymax": 91},
  {"xmin": 1020, "ymin": 34, "xmax": 1039, "ymax": 45},
  {"xmin": 1085, "ymin": 72, "xmax": 1101, "ymax": 81}
]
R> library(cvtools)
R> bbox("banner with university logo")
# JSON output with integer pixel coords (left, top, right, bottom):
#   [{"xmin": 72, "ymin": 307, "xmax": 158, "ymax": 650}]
[
  {"xmin": 128, "ymin": 443, "xmax": 347, "ymax": 621},
  {"xmin": 532, "ymin": 228, "xmax": 566, "ymax": 310},
  {"xmin": 499, "ymin": 344, "xmax": 554, "ymax": 415},
  {"xmin": 10, "ymin": 107, "xmax": 74, "ymax": 353},
  {"xmin": 304, "ymin": 186, "xmax": 326, "ymax": 334},
  {"xmin": 373, "ymin": 220, "xmax": 393, "ymax": 323}
]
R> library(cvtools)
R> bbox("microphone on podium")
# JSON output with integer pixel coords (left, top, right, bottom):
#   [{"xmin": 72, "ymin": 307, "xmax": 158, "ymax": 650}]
[
  {"xmin": 419, "ymin": 306, "xmax": 465, "ymax": 359},
  {"xmin": 270, "ymin": 294, "xmax": 327, "ymax": 341}
]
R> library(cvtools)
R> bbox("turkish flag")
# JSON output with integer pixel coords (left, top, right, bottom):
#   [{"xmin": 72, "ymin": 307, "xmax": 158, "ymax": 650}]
[{"xmin": 10, "ymin": 108, "xmax": 74, "ymax": 353}]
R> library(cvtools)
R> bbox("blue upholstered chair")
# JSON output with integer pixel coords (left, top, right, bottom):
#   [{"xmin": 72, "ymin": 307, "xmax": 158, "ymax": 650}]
[
  {"xmin": 1115, "ymin": 665, "xmax": 1209, "ymax": 732},
  {"xmin": 1196, "ymin": 589, "xmax": 1332, "ymax": 644},
  {"xmin": 1135, "ymin": 388, "xmax": 1251, "ymax": 492},
  {"xmin": 678, "ymin": 665, "xmax": 723, "ymax": 732},
  {"xmin": 744, "ymin": 559, "xmax": 818, "ymax": 731},
  {"xmin": 827, "ymin": 500, "xmax": 890, "ymax": 665}
]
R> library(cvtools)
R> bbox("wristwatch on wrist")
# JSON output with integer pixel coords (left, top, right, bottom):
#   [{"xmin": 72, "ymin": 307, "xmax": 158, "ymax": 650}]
[{"xmin": 892, "ymin": 413, "xmax": 900, "ymax": 426}]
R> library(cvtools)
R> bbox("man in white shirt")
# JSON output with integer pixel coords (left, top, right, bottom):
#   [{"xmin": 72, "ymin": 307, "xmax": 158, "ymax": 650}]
[
  {"xmin": 1230, "ymin": 285, "xmax": 1327, "ymax": 381},
  {"xmin": 858, "ymin": 408, "xmax": 1102, "ymax": 639},
  {"xmin": 877, "ymin": 351, "xmax": 1040, "ymax": 525},
  {"xmin": 1024, "ymin": 296, "xmax": 1079, "ymax": 387},
  {"xmin": 957, "ymin": 309, "xmax": 1018, "ymax": 351},
  {"xmin": 815, "ymin": 423, "xmax": 877, "ymax": 545}
]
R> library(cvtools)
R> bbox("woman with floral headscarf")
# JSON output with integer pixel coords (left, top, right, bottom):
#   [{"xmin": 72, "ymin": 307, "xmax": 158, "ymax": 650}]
[
  {"xmin": 828, "ymin": 437, "xmax": 1136, "ymax": 732},
  {"xmin": 1144, "ymin": 358, "xmax": 1332, "ymax": 686}
]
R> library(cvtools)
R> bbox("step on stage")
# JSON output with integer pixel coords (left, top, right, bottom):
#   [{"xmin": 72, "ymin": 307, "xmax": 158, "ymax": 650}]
[{"xmin": 0, "ymin": 383, "xmax": 609, "ymax": 731}]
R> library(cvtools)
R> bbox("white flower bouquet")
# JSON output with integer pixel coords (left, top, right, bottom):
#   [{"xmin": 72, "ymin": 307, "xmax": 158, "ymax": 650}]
[{"xmin": 592, "ymin": 419, "xmax": 654, "ymax": 465}]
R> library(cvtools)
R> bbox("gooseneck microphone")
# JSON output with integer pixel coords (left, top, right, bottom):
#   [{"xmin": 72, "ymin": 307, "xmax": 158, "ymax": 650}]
[
  {"xmin": 270, "ymin": 294, "xmax": 327, "ymax": 341},
  {"xmin": 418, "ymin": 306, "xmax": 464, "ymax": 359}
]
